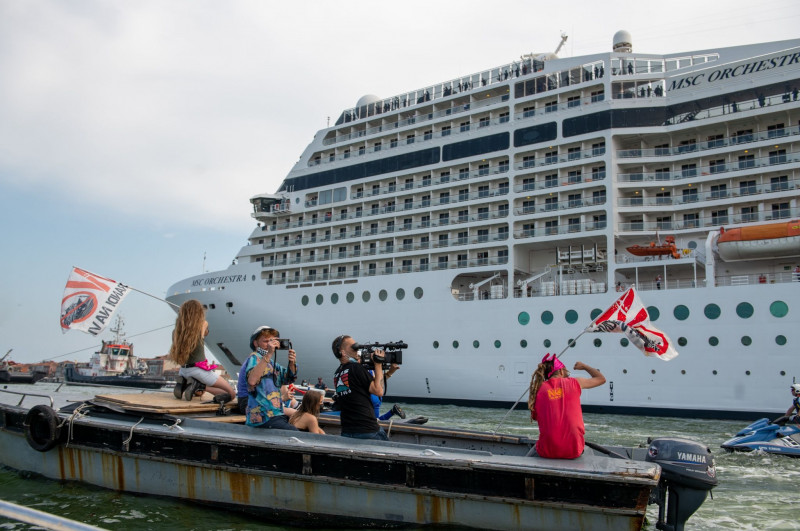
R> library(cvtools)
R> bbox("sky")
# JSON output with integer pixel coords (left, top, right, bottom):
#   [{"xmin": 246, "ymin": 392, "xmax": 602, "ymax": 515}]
[{"xmin": 1, "ymin": 0, "xmax": 798, "ymax": 365}]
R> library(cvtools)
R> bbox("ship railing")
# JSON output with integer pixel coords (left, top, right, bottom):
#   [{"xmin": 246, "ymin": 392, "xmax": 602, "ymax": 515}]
[
  {"xmin": 0, "ymin": 388, "xmax": 54, "ymax": 408},
  {"xmin": 618, "ymin": 151, "xmax": 799, "ymax": 184},
  {"xmin": 618, "ymin": 179, "xmax": 800, "ymax": 207},
  {"xmin": 615, "ymin": 248, "xmax": 703, "ymax": 264},
  {"xmin": 617, "ymin": 208, "xmax": 800, "ymax": 233},
  {"xmin": 514, "ymin": 197, "xmax": 606, "ymax": 216},
  {"xmin": 715, "ymin": 271, "xmax": 799, "ymax": 287},
  {"xmin": 512, "ymin": 93, "xmax": 608, "ymax": 122},
  {"xmin": 0, "ymin": 499, "xmax": 105, "ymax": 531},
  {"xmin": 513, "ymin": 221, "xmax": 606, "ymax": 240},
  {"xmin": 618, "ymin": 125, "xmax": 800, "ymax": 159},
  {"xmin": 513, "ymin": 172, "xmax": 606, "ymax": 193},
  {"xmin": 663, "ymin": 91, "xmax": 800, "ymax": 127},
  {"xmin": 513, "ymin": 148, "xmax": 606, "ymax": 173}
]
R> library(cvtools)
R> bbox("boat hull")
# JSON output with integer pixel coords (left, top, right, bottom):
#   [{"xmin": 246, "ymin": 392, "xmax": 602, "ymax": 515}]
[
  {"xmin": 64, "ymin": 368, "xmax": 166, "ymax": 389},
  {"xmin": 0, "ymin": 371, "xmax": 46, "ymax": 384}
]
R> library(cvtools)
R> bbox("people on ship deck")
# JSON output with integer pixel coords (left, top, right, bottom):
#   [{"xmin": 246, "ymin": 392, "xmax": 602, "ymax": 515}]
[
  {"xmin": 288, "ymin": 389, "xmax": 326, "ymax": 434},
  {"xmin": 168, "ymin": 299, "xmax": 235, "ymax": 402},
  {"xmin": 243, "ymin": 325, "xmax": 299, "ymax": 430},
  {"xmin": 528, "ymin": 354, "xmax": 606, "ymax": 459},
  {"xmin": 331, "ymin": 334, "xmax": 388, "ymax": 441}
]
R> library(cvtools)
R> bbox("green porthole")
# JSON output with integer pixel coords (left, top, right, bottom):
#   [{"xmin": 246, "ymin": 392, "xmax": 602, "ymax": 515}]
[
  {"xmin": 674, "ymin": 305, "xmax": 690, "ymax": 320},
  {"xmin": 520, "ymin": 339, "xmax": 528, "ymax": 348},
  {"xmin": 379, "ymin": 290, "xmax": 388, "ymax": 301},
  {"xmin": 331, "ymin": 293, "xmax": 339, "ymax": 304},
  {"xmin": 590, "ymin": 308, "xmax": 602, "ymax": 321},
  {"xmin": 741, "ymin": 336, "xmax": 752, "ymax": 346},
  {"xmin": 316, "ymin": 294, "xmax": 323, "ymax": 305},
  {"xmin": 565, "ymin": 310, "xmax": 578, "ymax": 324},
  {"xmin": 709, "ymin": 336, "xmax": 719, "ymax": 346},
  {"xmin": 776, "ymin": 335, "xmax": 787, "ymax": 346},
  {"xmin": 494, "ymin": 340, "xmax": 501, "ymax": 348},
  {"xmin": 678, "ymin": 337, "xmax": 688, "ymax": 347},
  {"xmin": 346, "ymin": 292, "xmax": 355, "ymax": 303},
  {"xmin": 473, "ymin": 340, "xmax": 480, "ymax": 348},
  {"xmin": 453, "ymin": 340, "xmax": 459, "ymax": 349},
  {"xmin": 704, "ymin": 304, "xmax": 721, "ymax": 319},
  {"xmin": 433, "ymin": 341, "xmax": 440, "ymax": 349},
  {"xmin": 567, "ymin": 338, "xmax": 576, "ymax": 348},
  {"xmin": 396, "ymin": 288, "xmax": 405, "ymax": 300},
  {"xmin": 543, "ymin": 339, "xmax": 551, "ymax": 348},
  {"xmin": 648, "ymin": 306, "xmax": 660, "ymax": 321},
  {"xmin": 518, "ymin": 312, "xmax": 530, "ymax": 325},
  {"xmin": 414, "ymin": 287, "xmax": 424, "ymax": 299},
  {"xmin": 770, "ymin": 301, "xmax": 789, "ymax": 318},
  {"xmin": 736, "ymin": 302, "xmax": 754, "ymax": 319},
  {"xmin": 541, "ymin": 311, "xmax": 554, "ymax": 325},
  {"xmin": 621, "ymin": 338, "xmax": 630, "ymax": 347},
  {"xmin": 593, "ymin": 338, "xmax": 602, "ymax": 347},
  {"xmin": 362, "ymin": 291, "xmax": 371, "ymax": 302},
  {"xmin": 301, "ymin": 295, "xmax": 309, "ymax": 306}
]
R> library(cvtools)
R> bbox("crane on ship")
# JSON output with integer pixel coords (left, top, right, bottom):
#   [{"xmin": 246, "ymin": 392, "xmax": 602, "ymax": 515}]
[
  {"xmin": 469, "ymin": 273, "xmax": 501, "ymax": 300},
  {"xmin": 521, "ymin": 32, "xmax": 568, "ymax": 63}
]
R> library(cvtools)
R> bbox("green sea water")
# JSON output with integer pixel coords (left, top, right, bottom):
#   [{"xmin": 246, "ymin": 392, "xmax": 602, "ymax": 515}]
[{"xmin": 0, "ymin": 383, "xmax": 797, "ymax": 530}]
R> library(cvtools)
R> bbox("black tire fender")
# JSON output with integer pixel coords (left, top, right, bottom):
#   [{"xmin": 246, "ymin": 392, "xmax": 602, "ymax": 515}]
[{"xmin": 24, "ymin": 404, "xmax": 61, "ymax": 452}]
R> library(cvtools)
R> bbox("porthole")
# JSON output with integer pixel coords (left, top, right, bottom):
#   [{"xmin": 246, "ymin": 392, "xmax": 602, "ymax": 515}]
[
  {"xmin": 565, "ymin": 310, "xmax": 578, "ymax": 324},
  {"xmin": 346, "ymin": 292, "xmax": 355, "ymax": 303},
  {"xmin": 251, "ymin": 275, "xmax": 255, "ymax": 281},
  {"xmin": 704, "ymin": 304, "xmax": 721, "ymax": 319},
  {"xmin": 621, "ymin": 338, "xmax": 629, "ymax": 347},
  {"xmin": 593, "ymin": 338, "xmax": 602, "ymax": 347},
  {"xmin": 452, "ymin": 340, "xmax": 459, "ymax": 349},
  {"xmin": 651, "ymin": 369, "xmax": 656, "ymax": 374},
  {"xmin": 736, "ymin": 302, "xmax": 754, "ymax": 319},
  {"xmin": 709, "ymin": 336, "xmax": 719, "ymax": 346},
  {"xmin": 541, "ymin": 311, "xmax": 554, "ymax": 325},
  {"xmin": 473, "ymin": 340, "xmax": 480, "ymax": 348},
  {"xmin": 590, "ymin": 308, "xmax": 602, "ymax": 321},
  {"xmin": 520, "ymin": 339, "xmax": 528, "ymax": 348},
  {"xmin": 301, "ymin": 295, "xmax": 309, "ymax": 306},
  {"xmin": 433, "ymin": 341, "xmax": 440, "ymax": 349},
  {"xmin": 316, "ymin": 294, "xmax": 323, "ymax": 305},
  {"xmin": 648, "ymin": 306, "xmax": 660, "ymax": 321},
  {"xmin": 623, "ymin": 369, "xmax": 628, "ymax": 374},
  {"xmin": 746, "ymin": 370, "xmax": 751, "ymax": 375},
  {"xmin": 331, "ymin": 293, "xmax": 339, "ymax": 304},
  {"xmin": 362, "ymin": 291, "xmax": 371, "ymax": 302},
  {"xmin": 781, "ymin": 371, "xmax": 786, "ymax": 376},
  {"xmin": 379, "ymin": 290, "xmax": 388, "ymax": 301},
  {"xmin": 688, "ymin": 240, "xmax": 697, "ymax": 249},
  {"xmin": 776, "ymin": 335, "xmax": 787, "ymax": 346},
  {"xmin": 678, "ymin": 337, "xmax": 687, "ymax": 347},
  {"xmin": 494, "ymin": 340, "xmax": 501, "ymax": 348},
  {"xmin": 681, "ymin": 370, "xmax": 686, "ymax": 375},
  {"xmin": 713, "ymin": 370, "xmax": 718, "ymax": 375},
  {"xmin": 414, "ymin": 287, "xmax": 424, "ymax": 299},
  {"xmin": 567, "ymin": 338, "xmax": 576, "ymax": 348},
  {"xmin": 543, "ymin": 339, "xmax": 551, "ymax": 348},
  {"xmin": 396, "ymin": 288, "xmax": 405, "ymax": 300},
  {"xmin": 741, "ymin": 336, "xmax": 752, "ymax": 346},
  {"xmin": 518, "ymin": 312, "xmax": 530, "ymax": 325},
  {"xmin": 770, "ymin": 301, "xmax": 789, "ymax": 318},
  {"xmin": 674, "ymin": 305, "xmax": 690, "ymax": 320}
]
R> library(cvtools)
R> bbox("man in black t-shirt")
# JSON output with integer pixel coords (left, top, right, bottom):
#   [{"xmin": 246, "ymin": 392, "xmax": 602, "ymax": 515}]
[{"xmin": 331, "ymin": 334, "xmax": 388, "ymax": 440}]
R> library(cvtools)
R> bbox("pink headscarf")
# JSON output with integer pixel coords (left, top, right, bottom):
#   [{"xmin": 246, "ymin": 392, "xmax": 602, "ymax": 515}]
[{"xmin": 541, "ymin": 353, "xmax": 566, "ymax": 378}]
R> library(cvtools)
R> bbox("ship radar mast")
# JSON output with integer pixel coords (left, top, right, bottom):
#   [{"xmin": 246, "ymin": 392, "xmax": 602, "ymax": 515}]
[{"xmin": 109, "ymin": 315, "xmax": 126, "ymax": 344}]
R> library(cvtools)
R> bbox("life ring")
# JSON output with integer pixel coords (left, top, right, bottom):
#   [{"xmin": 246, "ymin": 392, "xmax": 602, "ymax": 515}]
[{"xmin": 24, "ymin": 404, "xmax": 61, "ymax": 452}]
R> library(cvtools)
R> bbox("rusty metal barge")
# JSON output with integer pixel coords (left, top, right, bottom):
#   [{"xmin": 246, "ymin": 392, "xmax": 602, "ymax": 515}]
[{"xmin": 0, "ymin": 391, "xmax": 716, "ymax": 530}]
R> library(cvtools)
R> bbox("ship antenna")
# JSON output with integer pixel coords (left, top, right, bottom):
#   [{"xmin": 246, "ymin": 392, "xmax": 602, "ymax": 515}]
[{"xmin": 110, "ymin": 315, "xmax": 126, "ymax": 344}]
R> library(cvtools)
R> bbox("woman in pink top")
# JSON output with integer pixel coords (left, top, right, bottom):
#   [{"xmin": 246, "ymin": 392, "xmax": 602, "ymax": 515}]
[{"xmin": 528, "ymin": 354, "xmax": 606, "ymax": 459}]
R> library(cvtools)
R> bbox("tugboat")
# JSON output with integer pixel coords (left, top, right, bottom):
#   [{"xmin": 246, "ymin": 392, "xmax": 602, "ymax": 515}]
[
  {"xmin": 64, "ymin": 317, "xmax": 167, "ymax": 389},
  {"xmin": 0, "ymin": 350, "xmax": 47, "ymax": 384}
]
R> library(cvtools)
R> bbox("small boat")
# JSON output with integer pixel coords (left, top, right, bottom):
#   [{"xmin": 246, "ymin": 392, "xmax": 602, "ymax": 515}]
[
  {"xmin": 0, "ymin": 350, "xmax": 47, "ymax": 385},
  {"xmin": 0, "ymin": 390, "xmax": 717, "ymax": 531},
  {"xmin": 626, "ymin": 235, "xmax": 681, "ymax": 259},
  {"xmin": 716, "ymin": 220, "xmax": 800, "ymax": 261},
  {"xmin": 720, "ymin": 416, "xmax": 800, "ymax": 456},
  {"xmin": 64, "ymin": 317, "xmax": 167, "ymax": 389}
]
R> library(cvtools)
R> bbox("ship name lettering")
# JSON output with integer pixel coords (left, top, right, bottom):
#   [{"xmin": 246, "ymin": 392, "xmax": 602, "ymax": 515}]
[
  {"xmin": 669, "ymin": 52, "xmax": 800, "ymax": 91},
  {"xmin": 192, "ymin": 275, "xmax": 247, "ymax": 287}
]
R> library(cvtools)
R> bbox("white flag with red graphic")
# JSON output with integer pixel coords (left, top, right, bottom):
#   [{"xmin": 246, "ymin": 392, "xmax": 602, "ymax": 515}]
[
  {"xmin": 585, "ymin": 286, "xmax": 679, "ymax": 360},
  {"xmin": 60, "ymin": 267, "xmax": 131, "ymax": 336}
]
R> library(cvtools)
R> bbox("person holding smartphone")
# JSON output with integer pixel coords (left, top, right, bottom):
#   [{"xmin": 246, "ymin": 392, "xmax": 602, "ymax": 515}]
[{"xmin": 242, "ymin": 325, "xmax": 299, "ymax": 430}]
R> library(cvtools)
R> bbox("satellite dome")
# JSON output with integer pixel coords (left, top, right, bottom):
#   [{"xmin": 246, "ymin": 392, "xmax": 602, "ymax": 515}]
[
  {"xmin": 356, "ymin": 94, "xmax": 381, "ymax": 108},
  {"xmin": 613, "ymin": 30, "xmax": 633, "ymax": 53}
]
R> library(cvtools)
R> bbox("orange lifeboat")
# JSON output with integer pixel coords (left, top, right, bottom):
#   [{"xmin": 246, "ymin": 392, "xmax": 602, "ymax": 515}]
[
  {"xmin": 717, "ymin": 221, "xmax": 800, "ymax": 261},
  {"xmin": 626, "ymin": 236, "xmax": 680, "ymax": 259}
]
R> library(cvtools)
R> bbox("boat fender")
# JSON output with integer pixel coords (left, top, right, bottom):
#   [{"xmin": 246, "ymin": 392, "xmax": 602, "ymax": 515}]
[{"xmin": 23, "ymin": 405, "xmax": 61, "ymax": 452}]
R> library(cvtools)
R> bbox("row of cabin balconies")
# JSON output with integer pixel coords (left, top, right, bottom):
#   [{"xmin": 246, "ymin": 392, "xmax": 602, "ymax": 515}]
[
  {"xmin": 618, "ymin": 177, "xmax": 800, "ymax": 208},
  {"xmin": 617, "ymin": 205, "xmax": 800, "ymax": 233},
  {"xmin": 514, "ymin": 219, "xmax": 607, "ymax": 239},
  {"xmin": 617, "ymin": 124, "xmax": 799, "ymax": 160}
]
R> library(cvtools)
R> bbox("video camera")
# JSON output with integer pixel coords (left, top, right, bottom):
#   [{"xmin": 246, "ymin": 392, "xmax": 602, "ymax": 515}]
[{"xmin": 354, "ymin": 341, "xmax": 407, "ymax": 369}]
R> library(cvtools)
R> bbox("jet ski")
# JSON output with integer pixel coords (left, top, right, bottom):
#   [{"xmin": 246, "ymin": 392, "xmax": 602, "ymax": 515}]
[{"xmin": 721, "ymin": 416, "xmax": 800, "ymax": 456}]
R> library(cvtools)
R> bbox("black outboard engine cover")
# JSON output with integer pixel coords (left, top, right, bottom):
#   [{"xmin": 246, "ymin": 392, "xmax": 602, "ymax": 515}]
[{"xmin": 646, "ymin": 437, "xmax": 717, "ymax": 531}]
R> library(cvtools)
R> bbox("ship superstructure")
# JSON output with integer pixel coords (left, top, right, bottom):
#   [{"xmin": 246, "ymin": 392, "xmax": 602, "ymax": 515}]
[{"xmin": 168, "ymin": 32, "xmax": 800, "ymax": 418}]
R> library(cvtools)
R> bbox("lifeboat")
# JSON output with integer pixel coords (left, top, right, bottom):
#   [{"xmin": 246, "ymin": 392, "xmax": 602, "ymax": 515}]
[
  {"xmin": 626, "ymin": 236, "xmax": 680, "ymax": 259},
  {"xmin": 716, "ymin": 220, "xmax": 800, "ymax": 261}
]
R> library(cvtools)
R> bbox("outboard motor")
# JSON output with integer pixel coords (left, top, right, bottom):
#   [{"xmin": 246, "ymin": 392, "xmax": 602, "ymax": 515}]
[{"xmin": 646, "ymin": 437, "xmax": 717, "ymax": 531}]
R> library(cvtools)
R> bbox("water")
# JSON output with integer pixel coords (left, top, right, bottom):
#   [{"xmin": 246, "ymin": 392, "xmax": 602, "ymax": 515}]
[{"xmin": 0, "ymin": 383, "xmax": 797, "ymax": 530}]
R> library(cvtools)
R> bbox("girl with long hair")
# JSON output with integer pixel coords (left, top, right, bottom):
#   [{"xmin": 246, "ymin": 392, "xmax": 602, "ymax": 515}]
[
  {"xmin": 168, "ymin": 299, "xmax": 235, "ymax": 401},
  {"xmin": 289, "ymin": 390, "xmax": 326, "ymax": 434}
]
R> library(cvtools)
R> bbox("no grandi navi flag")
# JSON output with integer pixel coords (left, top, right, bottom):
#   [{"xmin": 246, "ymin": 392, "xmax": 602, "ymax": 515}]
[
  {"xmin": 585, "ymin": 286, "xmax": 679, "ymax": 361},
  {"xmin": 60, "ymin": 267, "xmax": 131, "ymax": 336}
]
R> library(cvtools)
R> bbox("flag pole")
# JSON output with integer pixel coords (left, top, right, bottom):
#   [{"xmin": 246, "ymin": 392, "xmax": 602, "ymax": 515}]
[{"xmin": 123, "ymin": 285, "xmax": 180, "ymax": 309}]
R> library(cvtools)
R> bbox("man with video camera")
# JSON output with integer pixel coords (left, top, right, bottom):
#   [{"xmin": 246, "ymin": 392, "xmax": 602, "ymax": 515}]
[{"xmin": 331, "ymin": 334, "xmax": 388, "ymax": 441}]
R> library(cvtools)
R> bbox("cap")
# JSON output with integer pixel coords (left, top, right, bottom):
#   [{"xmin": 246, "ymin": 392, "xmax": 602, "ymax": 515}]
[
  {"xmin": 541, "ymin": 353, "xmax": 566, "ymax": 378},
  {"xmin": 791, "ymin": 384, "xmax": 800, "ymax": 393},
  {"xmin": 249, "ymin": 325, "xmax": 277, "ymax": 351}
]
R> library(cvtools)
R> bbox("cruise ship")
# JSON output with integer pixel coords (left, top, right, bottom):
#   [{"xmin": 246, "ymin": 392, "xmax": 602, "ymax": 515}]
[{"xmin": 168, "ymin": 32, "xmax": 800, "ymax": 419}]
